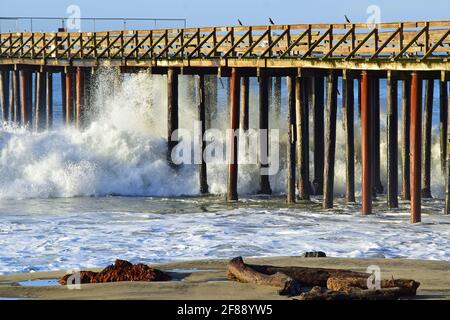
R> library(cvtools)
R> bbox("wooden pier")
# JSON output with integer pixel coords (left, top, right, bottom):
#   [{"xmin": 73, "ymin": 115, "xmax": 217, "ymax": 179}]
[{"xmin": 1, "ymin": 20, "xmax": 450, "ymax": 223}]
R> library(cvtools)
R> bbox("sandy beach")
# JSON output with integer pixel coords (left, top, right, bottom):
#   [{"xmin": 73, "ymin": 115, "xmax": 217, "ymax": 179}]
[{"xmin": 0, "ymin": 256, "xmax": 449, "ymax": 300}]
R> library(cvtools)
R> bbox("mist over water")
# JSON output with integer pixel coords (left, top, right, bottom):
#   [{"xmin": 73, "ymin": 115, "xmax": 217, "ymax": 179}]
[{"xmin": 0, "ymin": 68, "xmax": 446, "ymax": 199}]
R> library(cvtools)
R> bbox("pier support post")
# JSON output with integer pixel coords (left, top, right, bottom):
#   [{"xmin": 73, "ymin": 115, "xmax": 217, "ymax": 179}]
[
  {"xmin": 0, "ymin": 69, "xmax": 10, "ymax": 123},
  {"xmin": 402, "ymin": 79, "xmax": 411, "ymax": 200},
  {"xmin": 422, "ymin": 80, "xmax": 434, "ymax": 198},
  {"xmin": 167, "ymin": 68, "xmax": 179, "ymax": 165},
  {"xmin": 313, "ymin": 76, "xmax": 324, "ymax": 195},
  {"xmin": 358, "ymin": 78, "xmax": 362, "ymax": 120},
  {"xmin": 240, "ymin": 77, "xmax": 249, "ymax": 131},
  {"xmin": 65, "ymin": 71, "xmax": 74, "ymax": 124},
  {"xmin": 227, "ymin": 68, "xmax": 240, "ymax": 201},
  {"xmin": 343, "ymin": 75, "xmax": 355, "ymax": 203},
  {"xmin": 323, "ymin": 71, "xmax": 338, "ymax": 209},
  {"xmin": 387, "ymin": 73, "xmax": 399, "ymax": 208},
  {"xmin": 296, "ymin": 76, "xmax": 309, "ymax": 200},
  {"xmin": 410, "ymin": 72, "xmax": 422, "ymax": 224},
  {"xmin": 445, "ymin": 80, "xmax": 450, "ymax": 215},
  {"xmin": 20, "ymin": 70, "xmax": 32, "ymax": 126},
  {"xmin": 35, "ymin": 71, "xmax": 46, "ymax": 130},
  {"xmin": 259, "ymin": 75, "xmax": 272, "ymax": 194},
  {"xmin": 61, "ymin": 71, "xmax": 67, "ymax": 124},
  {"xmin": 274, "ymin": 76, "xmax": 282, "ymax": 122},
  {"xmin": 361, "ymin": 71, "xmax": 372, "ymax": 215},
  {"xmin": 198, "ymin": 74, "xmax": 209, "ymax": 194},
  {"xmin": 440, "ymin": 79, "xmax": 448, "ymax": 175},
  {"xmin": 372, "ymin": 77, "xmax": 383, "ymax": 195},
  {"xmin": 76, "ymin": 67, "xmax": 85, "ymax": 129},
  {"xmin": 205, "ymin": 75, "xmax": 217, "ymax": 130},
  {"xmin": 12, "ymin": 70, "xmax": 20, "ymax": 124},
  {"xmin": 9, "ymin": 71, "xmax": 14, "ymax": 123},
  {"xmin": 46, "ymin": 72, "xmax": 53, "ymax": 129},
  {"xmin": 286, "ymin": 75, "xmax": 296, "ymax": 204}
]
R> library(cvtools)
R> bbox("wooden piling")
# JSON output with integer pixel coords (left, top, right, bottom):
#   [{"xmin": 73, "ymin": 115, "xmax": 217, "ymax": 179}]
[
  {"xmin": 34, "ymin": 71, "xmax": 46, "ymax": 130},
  {"xmin": 313, "ymin": 76, "xmax": 325, "ymax": 195},
  {"xmin": 198, "ymin": 74, "xmax": 209, "ymax": 194},
  {"xmin": 446, "ymin": 80, "xmax": 450, "ymax": 216},
  {"xmin": 259, "ymin": 75, "xmax": 272, "ymax": 195},
  {"xmin": 402, "ymin": 79, "xmax": 411, "ymax": 200},
  {"xmin": 34, "ymin": 72, "xmax": 40, "ymax": 127},
  {"xmin": 167, "ymin": 68, "xmax": 179, "ymax": 165},
  {"xmin": 387, "ymin": 74, "xmax": 399, "ymax": 208},
  {"xmin": 240, "ymin": 77, "xmax": 249, "ymax": 131},
  {"xmin": 323, "ymin": 72, "xmax": 338, "ymax": 209},
  {"xmin": 358, "ymin": 78, "xmax": 362, "ymax": 120},
  {"xmin": 76, "ymin": 67, "xmax": 85, "ymax": 129},
  {"xmin": 372, "ymin": 78, "xmax": 383, "ymax": 195},
  {"xmin": 410, "ymin": 72, "xmax": 422, "ymax": 224},
  {"xmin": 296, "ymin": 76, "xmax": 309, "ymax": 200},
  {"xmin": 227, "ymin": 68, "xmax": 240, "ymax": 201},
  {"xmin": 422, "ymin": 80, "xmax": 434, "ymax": 198},
  {"xmin": 440, "ymin": 79, "xmax": 448, "ymax": 175},
  {"xmin": 65, "ymin": 71, "xmax": 74, "ymax": 124},
  {"xmin": 9, "ymin": 71, "xmax": 14, "ymax": 122},
  {"xmin": 205, "ymin": 75, "xmax": 217, "ymax": 130},
  {"xmin": 361, "ymin": 71, "xmax": 372, "ymax": 215},
  {"xmin": 61, "ymin": 71, "xmax": 67, "ymax": 124},
  {"xmin": 20, "ymin": 70, "xmax": 32, "ymax": 126},
  {"xmin": 0, "ymin": 69, "xmax": 10, "ymax": 123},
  {"xmin": 274, "ymin": 77, "xmax": 282, "ymax": 119},
  {"xmin": 342, "ymin": 76, "xmax": 355, "ymax": 203},
  {"xmin": 12, "ymin": 70, "xmax": 20, "ymax": 124},
  {"xmin": 46, "ymin": 72, "xmax": 53, "ymax": 129},
  {"xmin": 286, "ymin": 75, "xmax": 296, "ymax": 204}
]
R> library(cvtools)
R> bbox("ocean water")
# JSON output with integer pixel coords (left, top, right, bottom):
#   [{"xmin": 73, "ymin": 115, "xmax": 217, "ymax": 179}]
[{"xmin": 0, "ymin": 68, "xmax": 449, "ymax": 274}]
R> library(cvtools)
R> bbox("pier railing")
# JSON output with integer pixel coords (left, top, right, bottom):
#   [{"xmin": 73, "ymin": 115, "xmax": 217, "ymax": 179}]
[{"xmin": 0, "ymin": 20, "xmax": 449, "ymax": 68}]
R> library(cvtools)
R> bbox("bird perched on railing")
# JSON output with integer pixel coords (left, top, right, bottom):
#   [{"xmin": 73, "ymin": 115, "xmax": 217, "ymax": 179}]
[
  {"xmin": 238, "ymin": 19, "xmax": 243, "ymax": 26},
  {"xmin": 344, "ymin": 15, "xmax": 351, "ymax": 24},
  {"xmin": 269, "ymin": 18, "xmax": 275, "ymax": 25}
]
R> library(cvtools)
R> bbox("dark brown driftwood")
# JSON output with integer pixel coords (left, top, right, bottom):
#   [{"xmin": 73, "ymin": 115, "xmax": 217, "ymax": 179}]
[
  {"xmin": 227, "ymin": 257, "xmax": 420, "ymax": 300},
  {"xmin": 59, "ymin": 259, "xmax": 171, "ymax": 284},
  {"xmin": 227, "ymin": 257, "xmax": 302, "ymax": 296},
  {"xmin": 243, "ymin": 262, "xmax": 365, "ymax": 287},
  {"xmin": 327, "ymin": 276, "xmax": 420, "ymax": 296},
  {"xmin": 297, "ymin": 286, "xmax": 404, "ymax": 301}
]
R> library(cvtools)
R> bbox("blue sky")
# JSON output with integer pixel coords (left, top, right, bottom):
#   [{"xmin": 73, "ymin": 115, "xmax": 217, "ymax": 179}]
[{"xmin": 0, "ymin": 0, "xmax": 449, "ymax": 29}]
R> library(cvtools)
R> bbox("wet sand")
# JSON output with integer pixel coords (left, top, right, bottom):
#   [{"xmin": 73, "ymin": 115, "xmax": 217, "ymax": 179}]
[{"xmin": 0, "ymin": 257, "xmax": 449, "ymax": 300}]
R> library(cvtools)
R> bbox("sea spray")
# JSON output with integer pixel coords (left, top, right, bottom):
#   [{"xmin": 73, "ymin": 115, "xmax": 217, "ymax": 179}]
[{"xmin": 0, "ymin": 69, "xmax": 446, "ymax": 199}]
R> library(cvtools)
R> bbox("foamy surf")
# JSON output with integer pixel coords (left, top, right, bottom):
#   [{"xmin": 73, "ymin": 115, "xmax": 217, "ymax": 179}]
[{"xmin": 0, "ymin": 196, "xmax": 449, "ymax": 274}]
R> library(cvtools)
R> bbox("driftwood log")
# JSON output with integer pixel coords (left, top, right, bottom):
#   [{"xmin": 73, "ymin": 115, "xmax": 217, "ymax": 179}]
[
  {"xmin": 227, "ymin": 257, "xmax": 420, "ymax": 299},
  {"xmin": 297, "ymin": 286, "xmax": 405, "ymax": 301},
  {"xmin": 227, "ymin": 256, "xmax": 302, "ymax": 296},
  {"xmin": 327, "ymin": 275, "xmax": 420, "ymax": 296}
]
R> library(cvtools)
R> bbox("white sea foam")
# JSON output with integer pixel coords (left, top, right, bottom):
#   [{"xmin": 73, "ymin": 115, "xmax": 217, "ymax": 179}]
[{"xmin": 0, "ymin": 198, "xmax": 449, "ymax": 274}]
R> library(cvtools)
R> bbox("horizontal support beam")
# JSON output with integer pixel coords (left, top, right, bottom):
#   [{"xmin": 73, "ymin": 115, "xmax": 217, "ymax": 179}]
[{"xmin": 1, "ymin": 57, "xmax": 449, "ymax": 72}]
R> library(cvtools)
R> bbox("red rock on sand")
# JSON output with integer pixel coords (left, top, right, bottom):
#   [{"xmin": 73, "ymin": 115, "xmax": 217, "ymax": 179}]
[{"xmin": 59, "ymin": 259, "xmax": 171, "ymax": 285}]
